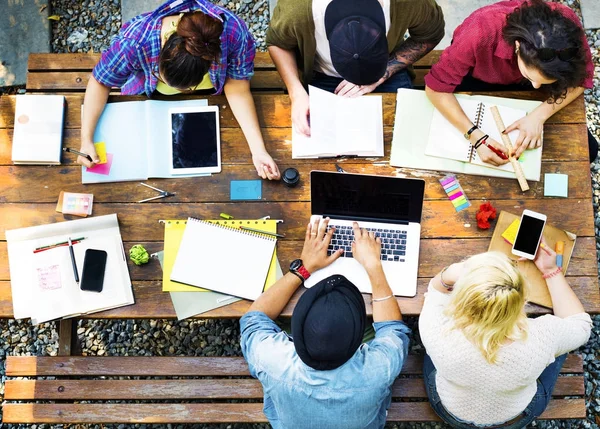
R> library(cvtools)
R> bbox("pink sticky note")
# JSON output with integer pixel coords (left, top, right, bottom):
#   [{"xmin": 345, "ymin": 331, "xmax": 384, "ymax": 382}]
[{"xmin": 86, "ymin": 153, "xmax": 114, "ymax": 175}]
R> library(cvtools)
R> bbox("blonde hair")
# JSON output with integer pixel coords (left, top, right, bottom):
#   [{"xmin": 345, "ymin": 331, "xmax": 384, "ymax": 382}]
[{"xmin": 445, "ymin": 252, "xmax": 528, "ymax": 364}]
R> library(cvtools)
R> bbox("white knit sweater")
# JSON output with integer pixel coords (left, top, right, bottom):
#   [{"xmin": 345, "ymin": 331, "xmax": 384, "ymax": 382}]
[{"xmin": 419, "ymin": 282, "xmax": 592, "ymax": 425}]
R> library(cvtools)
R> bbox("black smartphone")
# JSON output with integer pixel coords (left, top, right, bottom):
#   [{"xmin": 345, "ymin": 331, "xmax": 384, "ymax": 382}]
[{"xmin": 80, "ymin": 249, "xmax": 107, "ymax": 292}]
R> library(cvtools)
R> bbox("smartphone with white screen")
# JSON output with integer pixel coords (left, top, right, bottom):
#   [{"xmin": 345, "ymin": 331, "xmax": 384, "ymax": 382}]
[{"xmin": 511, "ymin": 210, "xmax": 547, "ymax": 260}]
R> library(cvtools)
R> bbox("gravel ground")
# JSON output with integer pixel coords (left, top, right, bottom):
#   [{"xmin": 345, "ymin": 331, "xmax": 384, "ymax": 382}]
[{"xmin": 1, "ymin": 1, "xmax": 599, "ymax": 428}]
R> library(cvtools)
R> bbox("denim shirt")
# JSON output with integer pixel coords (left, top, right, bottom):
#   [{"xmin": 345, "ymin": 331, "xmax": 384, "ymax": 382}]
[{"xmin": 240, "ymin": 311, "xmax": 411, "ymax": 429}]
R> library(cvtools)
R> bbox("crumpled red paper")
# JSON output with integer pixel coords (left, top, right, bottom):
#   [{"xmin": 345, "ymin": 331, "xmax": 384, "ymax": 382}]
[{"xmin": 476, "ymin": 202, "xmax": 497, "ymax": 229}]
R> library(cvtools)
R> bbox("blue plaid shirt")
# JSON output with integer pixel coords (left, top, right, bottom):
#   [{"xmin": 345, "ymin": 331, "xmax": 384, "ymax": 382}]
[{"xmin": 92, "ymin": 0, "xmax": 255, "ymax": 96}]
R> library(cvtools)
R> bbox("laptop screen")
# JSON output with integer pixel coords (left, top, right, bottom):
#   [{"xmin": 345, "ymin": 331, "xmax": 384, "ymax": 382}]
[{"xmin": 310, "ymin": 171, "xmax": 424, "ymax": 224}]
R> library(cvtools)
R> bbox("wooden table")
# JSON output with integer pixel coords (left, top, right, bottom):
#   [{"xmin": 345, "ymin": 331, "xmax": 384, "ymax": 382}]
[{"xmin": 1, "ymin": 91, "xmax": 598, "ymax": 328}]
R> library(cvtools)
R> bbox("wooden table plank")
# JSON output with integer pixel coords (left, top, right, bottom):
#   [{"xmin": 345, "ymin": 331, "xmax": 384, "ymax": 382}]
[
  {"xmin": 1, "ymin": 237, "xmax": 595, "ymax": 281},
  {"xmin": 0, "ymin": 122, "xmax": 591, "ymax": 165},
  {"xmin": 0, "ymin": 93, "xmax": 587, "ymax": 129},
  {"xmin": 0, "ymin": 200, "xmax": 594, "ymax": 242},
  {"xmin": 1, "ymin": 275, "xmax": 598, "ymax": 318}
]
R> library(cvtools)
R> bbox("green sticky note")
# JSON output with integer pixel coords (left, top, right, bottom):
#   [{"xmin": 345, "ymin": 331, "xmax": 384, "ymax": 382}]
[{"xmin": 544, "ymin": 173, "xmax": 568, "ymax": 198}]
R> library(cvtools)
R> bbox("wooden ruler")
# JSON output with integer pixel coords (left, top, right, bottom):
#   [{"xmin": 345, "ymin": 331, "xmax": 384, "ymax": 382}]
[{"xmin": 489, "ymin": 106, "xmax": 530, "ymax": 192}]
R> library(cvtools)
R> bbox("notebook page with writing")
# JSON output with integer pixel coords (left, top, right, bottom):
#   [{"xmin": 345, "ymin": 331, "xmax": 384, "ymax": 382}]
[
  {"xmin": 170, "ymin": 218, "xmax": 276, "ymax": 300},
  {"xmin": 425, "ymin": 98, "xmax": 483, "ymax": 163}
]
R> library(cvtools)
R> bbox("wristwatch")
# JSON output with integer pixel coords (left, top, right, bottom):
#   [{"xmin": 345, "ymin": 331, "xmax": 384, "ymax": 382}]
[
  {"xmin": 290, "ymin": 259, "xmax": 311, "ymax": 283},
  {"xmin": 464, "ymin": 125, "xmax": 478, "ymax": 140}
]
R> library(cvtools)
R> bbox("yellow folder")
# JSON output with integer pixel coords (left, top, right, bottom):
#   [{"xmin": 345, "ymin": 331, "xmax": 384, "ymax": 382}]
[{"xmin": 162, "ymin": 219, "xmax": 281, "ymax": 292}]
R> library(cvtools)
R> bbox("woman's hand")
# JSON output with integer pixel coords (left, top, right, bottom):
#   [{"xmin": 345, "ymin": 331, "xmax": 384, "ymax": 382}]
[
  {"xmin": 351, "ymin": 222, "xmax": 382, "ymax": 272},
  {"xmin": 301, "ymin": 217, "xmax": 344, "ymax": 273},
  {"xmin": 77, "ymin": 139, "xmax": 100, "ymax": 168},
  {"xmin": 291, "ymin": 90, "xmax": 311, "ymax": 136},
  {"xmin": 504, "ymin": 113, "xmax": 544, "ymax": 159},
  {"xmin": 531, "ymin": 237, "xmax": 559, "ymax": 276},
  {"xmin": 475, "ymin": 136, "xmax": 510, "ymax": 166},
  {"xmin": 252, "ymin": 152, "xmax": 281, "ymax": 180}
]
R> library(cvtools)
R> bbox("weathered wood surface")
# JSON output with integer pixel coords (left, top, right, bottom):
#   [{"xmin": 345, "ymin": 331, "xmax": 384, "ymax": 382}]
[
  {"xmin": 26, "ymin": 51, "xmax": 443, "ymax": 72},
  {"xmin": 1, "ymin": 399, "xmax": 585, "ymax": 423},
  {"xmin": 4, "ymin": 354, "xmax": 583, "ymax": 377},
  {"xmin": 0, "ymin": 93, "xmax": 588, "ymax": 129},
  {"xmin": 0, "ymin": 122, "xmax": 591, "ymax": 165},
  {"xmin": 1, "ymin": 275, "xmax": 597, "ymax": 319},
  {"xmin": 3, "ymin": 354, "xmax": 585, "ymax": 423},
  {"xmin": 5, "ymin": 376, "xmax": 583, "ymax": 400}
]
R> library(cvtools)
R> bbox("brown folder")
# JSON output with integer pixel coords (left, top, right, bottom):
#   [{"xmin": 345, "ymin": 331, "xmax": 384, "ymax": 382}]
[{"xmin": 488, "ymin": 211, "xmax": 576, "ymax": 309}]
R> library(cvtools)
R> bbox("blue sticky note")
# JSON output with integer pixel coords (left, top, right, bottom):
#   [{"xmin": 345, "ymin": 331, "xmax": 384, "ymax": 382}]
[
  {"xmin": 231, "ymin": 180, "xmax": 262, "ymax": 200},
  {"xmin": 544, "ymin": 173, "xmax": 568, "ymax": 198}
]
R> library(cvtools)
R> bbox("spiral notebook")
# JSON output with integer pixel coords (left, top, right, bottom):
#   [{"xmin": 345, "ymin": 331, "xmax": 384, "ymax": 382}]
[
  {"xmin": 170, "ymin": 217, "xmax": 277, "ymax": 300},
  {"xmin": 425, "ymin": 97, "xmax": 542, "ymax": 180}
]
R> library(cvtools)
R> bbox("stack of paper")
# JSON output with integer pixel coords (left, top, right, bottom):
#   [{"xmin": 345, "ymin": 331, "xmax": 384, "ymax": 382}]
[
  {"xmin": 6, "ymin": 214, "xmax": 134, "ymax": 324},
  {"xmin": 12, "ymin": 95, "xmax": 65, "ymax": 165},
  {"xmin": 161, "ymin": 219, "xmax": 282, "ymax": 320}
]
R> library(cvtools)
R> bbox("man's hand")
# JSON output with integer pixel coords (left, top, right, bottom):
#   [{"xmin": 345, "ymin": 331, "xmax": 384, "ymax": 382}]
[
  {"xmin": 291, "ymin": 90, "xmax": 311, "ymax": 136},
  {"xmin": 252, "ymin": 151, "xmax": 281, "ymax": 180},
  {"xmin": 301, "ymin": 217, "xmax": 344, "ymax": 273},
  {"xmin": 475, "ymin": 137, "xmax": 510, "ymax": 166},
  {"xmin": 334, "ymin": 79, "xmax": 382, "ymax": 98},
  {"xmin": 504, "ymin": 113, "xmax": 544, "ymax": 158},
  {"xmin": 351, "ymin": 222, "xmax": 382, "ymax": 272},
  {"xmin": 77, "ymin": 139, "xmax": 100, "ymax": 168}
]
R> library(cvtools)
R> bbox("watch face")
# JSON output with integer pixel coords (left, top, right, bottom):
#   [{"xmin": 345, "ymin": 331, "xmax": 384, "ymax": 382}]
[{"xmin": 290, "ymin": 259, "xmax": 303, "ymax": 271}]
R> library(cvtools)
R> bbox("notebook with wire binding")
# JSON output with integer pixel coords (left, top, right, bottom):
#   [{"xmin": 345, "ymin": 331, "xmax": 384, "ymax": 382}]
[
  {"xmin": 424, "ymin": 97, "xmax": 542, "ymax": 181},
  {"xmin": 170, "ymin": 217, "xmax": 277, "ymax": 301}
]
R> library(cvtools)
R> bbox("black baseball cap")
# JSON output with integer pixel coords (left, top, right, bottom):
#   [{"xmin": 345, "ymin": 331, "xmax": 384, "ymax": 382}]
[{"xmin": 324, "ymin": 0, "xmax": 389, "ymax": 85}]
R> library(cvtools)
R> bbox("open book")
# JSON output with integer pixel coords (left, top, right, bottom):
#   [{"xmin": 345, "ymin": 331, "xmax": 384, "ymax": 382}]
[
  {"xmin": 292, "ymin": 85, "xmax": 384, "ymax": 158},
  {"xmin": 82, "ymin": 99, "xmax": 220, "ymax": 184},
  {"xmin": 391, "ymin": 89, "xmax": 543, "ymax": 181},
  {"xmin": 6, "ymin": 214, "xmax": 134, "ymax": 324}
]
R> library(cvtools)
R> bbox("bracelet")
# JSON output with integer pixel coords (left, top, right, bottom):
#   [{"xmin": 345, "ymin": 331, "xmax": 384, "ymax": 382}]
[
  {"xmin": 372, "ymin": 294, "xmax": 394, "ymax": 303},
  {"xmin": 439, "ymin": 266, "xmax": 454, "ymax": 291},
  {"xmin": 474, "ymin": 134, "xmax": 489, "ymax": 149},
  {"xmin": 542, "ymin": 266, "xmax": 562, "ymax": 279},
  {"xmin": 464, "ymin": 125, "xmax": 478, "ymax": 140}
]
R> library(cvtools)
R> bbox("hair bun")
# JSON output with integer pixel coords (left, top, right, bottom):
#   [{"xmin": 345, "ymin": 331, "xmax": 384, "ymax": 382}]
[{"xmin": 177, "ymin": 12, "xmax": 224, "ymax": 62}]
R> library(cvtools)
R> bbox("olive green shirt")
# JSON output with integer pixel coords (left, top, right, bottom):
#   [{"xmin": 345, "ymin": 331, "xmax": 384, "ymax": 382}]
[{"xmin": 266, "ymin": 0, "xmax": 445, "ymax": 85}]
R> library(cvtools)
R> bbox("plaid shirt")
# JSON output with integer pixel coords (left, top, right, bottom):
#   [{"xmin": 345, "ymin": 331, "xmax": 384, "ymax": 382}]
[{"xmin": 92, "ymin": 0, "xmax": 256, "ymax": 96}]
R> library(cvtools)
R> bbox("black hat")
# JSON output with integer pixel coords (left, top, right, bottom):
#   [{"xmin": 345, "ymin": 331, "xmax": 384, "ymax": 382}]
[
  {"xmin": 291, "ymin": 275, "xmax": 366, "ymax": 370},
  {"xmin": 324, "ymin": 0, "xmax": 389, "ymax": 85}
]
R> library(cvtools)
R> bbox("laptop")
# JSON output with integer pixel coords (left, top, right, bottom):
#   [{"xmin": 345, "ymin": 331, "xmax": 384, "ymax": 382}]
[{"xmin": 305, "ymin": 171, "xmax": 425, "ymax": 297}]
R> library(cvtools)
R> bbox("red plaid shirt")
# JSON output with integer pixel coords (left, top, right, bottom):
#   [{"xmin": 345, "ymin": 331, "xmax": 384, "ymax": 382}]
[{"xmin": 424, "ymin": 0, "xmax": 594, "ymax": 93}]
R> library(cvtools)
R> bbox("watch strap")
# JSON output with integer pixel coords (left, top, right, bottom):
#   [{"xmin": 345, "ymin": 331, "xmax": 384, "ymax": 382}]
[
  {"xmin": 290, "ymin": 270, "xmax": 305, "ymax": 283},
  {"xmin": 464, "ymin": 125, "xmax": 478, "ymax": 140},
  {"xmin": 296, "ymin": 265, "xmax": 311, "ymax": 280}
]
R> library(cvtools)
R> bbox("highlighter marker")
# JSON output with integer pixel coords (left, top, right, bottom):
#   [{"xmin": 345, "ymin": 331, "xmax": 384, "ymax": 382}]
[{"xmin": 555, "ymin": 241, "xmax": 564, "ymax": 268}]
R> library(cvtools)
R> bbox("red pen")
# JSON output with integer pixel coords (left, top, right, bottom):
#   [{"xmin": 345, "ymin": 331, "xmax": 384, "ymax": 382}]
[{"xmin": 482, "ymin": 139, "xmax": 509, "ymax": 160}]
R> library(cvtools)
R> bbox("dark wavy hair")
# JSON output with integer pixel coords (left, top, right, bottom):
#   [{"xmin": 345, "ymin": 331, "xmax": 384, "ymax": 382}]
[
  {"xmin": 502, "ymin": 0, "xmax": 587, "ymax": 103},
  {"xmin": 158, "ymin": 11, "xmax": 223, "ymax": 90}
]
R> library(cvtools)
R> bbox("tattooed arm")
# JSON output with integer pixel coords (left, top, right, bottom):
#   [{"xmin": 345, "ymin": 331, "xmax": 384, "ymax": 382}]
[{"xmin": 335, "ymin": 38, "xmax": 437, "ymax": 97}]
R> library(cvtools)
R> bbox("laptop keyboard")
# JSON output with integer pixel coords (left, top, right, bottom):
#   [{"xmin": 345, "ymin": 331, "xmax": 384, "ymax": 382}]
[{"xmin": 326, "ymin": 224, "xmax": 407, "ymax": 262}]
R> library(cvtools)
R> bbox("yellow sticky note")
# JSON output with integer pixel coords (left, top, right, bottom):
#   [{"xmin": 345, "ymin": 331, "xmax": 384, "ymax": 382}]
[
  {"xmin": 502, "ymin": 219, "xmax": 520, "ymax": 245},
  {"xmin": 94, "ymin": 142, "xmax": 107, "ymax": 164}
]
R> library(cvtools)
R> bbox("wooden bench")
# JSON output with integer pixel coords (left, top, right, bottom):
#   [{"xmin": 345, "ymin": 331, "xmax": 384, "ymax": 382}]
[
  {"xmin": 3, "ymin": 354, "xmax": 586, "ymax": 424},
  {"xmin": 25, "ymin": 51, "xmax": 442, "ymax": 93}
]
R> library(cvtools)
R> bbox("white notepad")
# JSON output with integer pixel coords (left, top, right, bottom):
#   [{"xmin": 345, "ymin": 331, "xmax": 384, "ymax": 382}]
[{"xmin": 170, "ymin": 218, "xmax": 277, "ymax": 300}]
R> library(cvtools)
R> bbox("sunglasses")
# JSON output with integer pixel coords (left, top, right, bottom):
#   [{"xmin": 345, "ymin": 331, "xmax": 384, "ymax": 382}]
[{"xmin": 537, "ymin": 47, "xmax": 578, "ymax": 62}]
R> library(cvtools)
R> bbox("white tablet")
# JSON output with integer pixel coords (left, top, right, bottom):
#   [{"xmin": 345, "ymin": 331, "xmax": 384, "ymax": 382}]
[{"xmin": 168, "ymin": 105, "xmax": 221, "ymax": 175}]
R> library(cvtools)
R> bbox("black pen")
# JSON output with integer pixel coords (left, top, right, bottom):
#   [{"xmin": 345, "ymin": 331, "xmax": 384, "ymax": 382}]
[
  {"xmin": 63, "ymin": 147, "xmax": 93, "ymax": 162},
  {"xmin": 68, "ymin": 237, "xmax": 80, "ymax": 284}
]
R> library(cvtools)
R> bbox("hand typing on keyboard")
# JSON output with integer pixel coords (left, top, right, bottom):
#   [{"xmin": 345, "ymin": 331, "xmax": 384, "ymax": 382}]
[
  {"xmin": 327, "ymin": 224, "xmax": 408, "ymax": 263},
  {"xmin": 351, "ymin": 222, "xmax": 382, "ymax": 271},
  {"xmin": 300, "ymin": 217, "xmax": 345, "ymax": 273}
]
